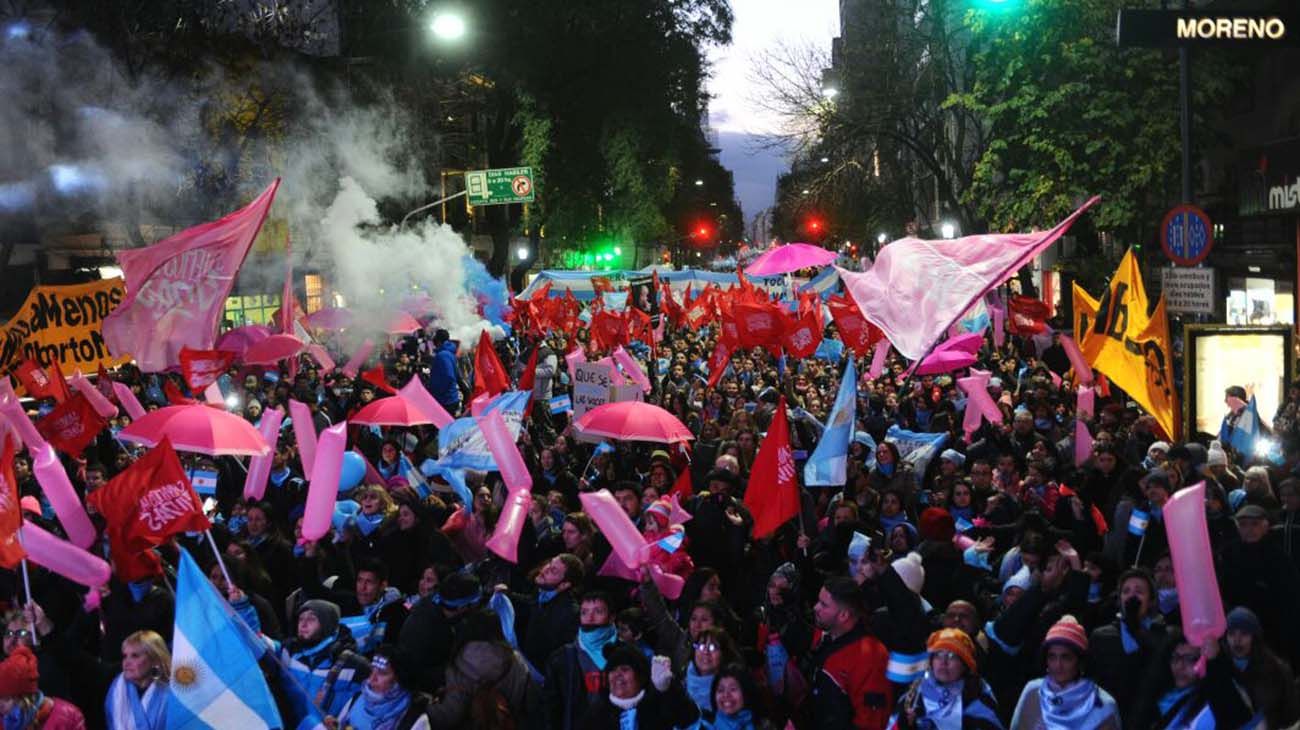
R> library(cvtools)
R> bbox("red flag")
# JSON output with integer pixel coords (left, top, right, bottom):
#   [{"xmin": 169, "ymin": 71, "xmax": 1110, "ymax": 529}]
[
  {"xmin": 590, "ymin": 310, "xmax": 628, "ymax": 352},
  {"xmin": 0, "ymin": 439, "xmax": 26, "ymax": 568},
  {"xmin": 1007, "ymin": 295, "xmax": 1051, "ymax": 336},
  {"xmin": 626, "ymin": 309, "xmax": 652, "ymax": 344},
  {"xmin": 734, "ymin": 301, "xmax": 784, "ymax": 350},
  {"xmin": 744, "ymin": 397, "xmax": 800, "ymax": 539},
  {"xmin": 668, "ymin": 465, "xmax": 693, "ymax": 500},
  {"xmin": 706, "ymin": 340, "xmax": 732, "ymax": 389},
  {"xmin": 518, "ymin": 346, "xmax": 540, "ymax": 418},
  {"xmin": 782, "ymin": 309, "xmax": 824, "ymax": 359},
  {"xmin": 87, "ymin": 438, "xmax": 209, "ymax": 581},
  {"xmin": 472, "ymin": 330, "xmax": 510, "ymax": 400},
  {"xmin": 45, "ymin": 361, "xmax": 73, "ymax": 404},
  {"xmin": 14, "ymin": 360, "xmax": 66, "ymax": 402},
  {"xmin": 178, "ymin": 348, "xmax": 236, "ymax": 392},
  {"xmin": 35, "ymin": 393, "xmax": 107, "ymax": 457},
  {"xmin": 591, "ymin": 276, "xmax": 614, "ymax": 296},
  {"xmin": 361, "ymin": 364, "xmax": 398, "ymax": 395},
  {"xmin": 828, "ymin": 294, "xmax": 882, "ymax": 356}
]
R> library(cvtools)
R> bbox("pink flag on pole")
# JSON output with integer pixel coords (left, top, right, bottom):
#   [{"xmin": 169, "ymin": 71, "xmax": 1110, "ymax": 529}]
[
  {"xmin": 289, "ymin": 399, "xmax": 317, "ymax": 477},
  {"xmin": 103, "ymin": 179, "xmax": 280, "ymax": 372},
  {"xmin": 837, "ymin": 197, "xmax": 1098, "ymax": 361},
  {"xmin": 612, "ymin": 347, "xmax": 652, "ymax": 393},
  {"xmin": 340, "ymin": 339, "xmax": 374, "ymax": 378},
  {"xmin": 1074, "ymin": 419, "xmax": 1094, "ymax": 467},
  {"xmin": 1077, "ymin": 386, "xmax": 1095, "ymax": 419},
  {"xmin": 868, "ymin": 339, "xmax": 891, "ymax": 379},
  {"xmin": 1060, "ymin": 334, "xmax": 1093, "ymax": 385}
]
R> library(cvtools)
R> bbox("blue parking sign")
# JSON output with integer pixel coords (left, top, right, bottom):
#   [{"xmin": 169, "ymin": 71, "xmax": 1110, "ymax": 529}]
[{"xmin": 1160, "ymin": 204, "xmax": 1213, "ymax": 266}]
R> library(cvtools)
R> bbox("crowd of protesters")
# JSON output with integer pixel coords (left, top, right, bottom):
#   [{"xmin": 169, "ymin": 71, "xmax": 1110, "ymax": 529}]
[{"xmin": 2, "ymin": 308, "xmax": 1300, "ymax": 730}]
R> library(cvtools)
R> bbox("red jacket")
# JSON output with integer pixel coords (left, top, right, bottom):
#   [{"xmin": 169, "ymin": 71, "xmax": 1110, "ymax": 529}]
[
  {"xmin": 810, "ymin": 624, "xmax": 893, "ymax": 729},
  {"xmin": 37, "ymin": 697, "xmax": 86, "ymax": 730}
]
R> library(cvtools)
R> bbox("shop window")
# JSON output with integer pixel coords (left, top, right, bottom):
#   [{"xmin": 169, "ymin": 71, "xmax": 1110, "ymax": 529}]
[
  {"xmin": 304, "ymin": 274, "xmax": 323, "ymax": 313},
  {"xmin": 223, "ymin": 294, "xmax": 283, "ymax": 328},
  {"xmin": 1226, "ymin": 277, "xmax": 1294, "ymax": 327}
]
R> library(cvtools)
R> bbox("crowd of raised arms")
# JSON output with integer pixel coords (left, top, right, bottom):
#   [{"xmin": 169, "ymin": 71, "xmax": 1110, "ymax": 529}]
[{"xmin": 1, "ymin": 316, "xmax": 1298, "ymax": 730}]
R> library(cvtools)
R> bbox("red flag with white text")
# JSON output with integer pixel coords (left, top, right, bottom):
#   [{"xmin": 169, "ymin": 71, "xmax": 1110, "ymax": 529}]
[
  {"xmin": 744, "ymin": 397, "xmax": 800, "ymax": 538},
  {"xmin": 179, "ymin": 347, "xmax": 235, "ymax": 392},
  {"xmin": 35, "ymin": 393, "xmax": 106, "ymax": 457}
]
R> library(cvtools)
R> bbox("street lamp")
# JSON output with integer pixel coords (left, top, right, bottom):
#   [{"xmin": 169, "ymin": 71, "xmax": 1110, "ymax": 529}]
[
  {"xmin": 613, "ymin": 246, "xmax": 622, "ymax": 255},
  {"xmin": 694, "ymin": 179, "xmax": 704, "ymax": 187},
  {"xmin": 820, "ymin": 157, "xmax": 829, "ymax": 163},
  {"xmin": 516, "ymin": 245, "xmax": 529, "ymax": 261},
  {"xmin": 876, "ymin": 232, "xmax": 888, "ymax": 245},
  {"xmin": 822, "ymin": 86, "xmax": 839, "ymax": 99},
  {"xmin": 430, "ymin": 11, "xmax": 467, "ymax": 41},
  {"xmin": 940, "ymin": 222, "xmax": 957, "ymax": 239}
]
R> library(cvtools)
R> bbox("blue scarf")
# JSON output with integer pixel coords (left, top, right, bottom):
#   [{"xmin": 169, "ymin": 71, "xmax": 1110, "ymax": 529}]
[
  {"xmin": 685, "ymin": 662, "xmax": 714, "ymax": 712},
  {"xmin": 1087, "ymin": 582, "xmax": 1103, "ymax": 604},
  {"xmin": 710, "ymin": 709, "xmax": 755, "ymax": 730},
  {"xmin": 292, "ymin": 630, "xmax": 340, "ymax": 666},
  {"xmin": 1156, "ymin": 684, "xmax": 1194, "ymax": 720},
  {"xmin": 537, "ymin": 589, "xmax": 558, "ymax": 605},
  {"xmin": 349, "ymin": 686, "xmax": 410, "ymax": 730},
  {"xmin": 270, "ymin": 468, "xmax": 291, "ymax": 488},
  {"xmin": 1037, "ymin": 677, "xmax": 1113, "ymax": 729},
  {"xmin": 1157, "ymin": 588, "xmax": 1179, "ymax": 616},
  {"xmin": 542, "ymin": 470, "xmax": 558, "ymax": 485},
  {"xmin": 3, "ymin": 693, "xmax": 40, "ymax": 730},
  {"xmin": 1119, "ymin": 617, "xmax": 1153, "ymax": 654},
  {"xmin": 577, "ymin": 625, "xmax": 617, "ymax": 670},
  {"xmin": 356, "ymin": 512, "xmax": 386, "ymax": 537},
  {"xmin": 879, "ymin": 462, "xmax": 896, "ymax": 477}
]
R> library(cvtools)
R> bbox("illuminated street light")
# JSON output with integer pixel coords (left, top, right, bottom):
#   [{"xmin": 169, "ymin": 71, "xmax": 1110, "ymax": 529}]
[
  {"xmin": 430, "ymin": 11, "xmax": 467, "ymax": 41},
  {"xmin": 820, "ymin": 157, "xmax": 829, "ymax": 163},
  {"xmin": 613, "ymin": 246, "xmax": 622, "ymax": 255},
  {"xmin": 694, "ymin": 179, "xmax": 704, "ymax": 187},
  {"xmin": 516, "ymin": 245, "xmax": 529, "ymax": 261},
  {"xmin": 940, "ymin": 222, "xmax": 957, "ymax": 239},
  {"xmin": 822, "ymin": 86, "xmax": 839, "ymax": 99},
  {"xmin": 877, "ymin": 232, "xmax": 888, "ymax": 245}
]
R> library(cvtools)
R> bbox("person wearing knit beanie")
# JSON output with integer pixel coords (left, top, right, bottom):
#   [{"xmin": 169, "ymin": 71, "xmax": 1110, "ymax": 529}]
[
  {"xmin": 894, "ymin": 629, "xmax": 1001, "ymax": 728},
  {"xmin": 0, "ymin": 645, "xmax": 38, "ymax": 698},
  {"xmin": 918, "ymin": 507, "xmax": 956, "ymax": 543},
  {"xmin": 644, "ymin": 499, "xmax": 672, "ymax": 530},
  {"xmin": 296, "ymin": 599, "xmax": 341, "ymax": 642},
  {"xmin": 926, "ymin": 628, "xmax": 977, "ymax": 675},
  {"xmin": 892, "ymin": 552, "xmax": 926, "ymax": 596},
  {"xmin": 1012, "ymin": 616, "xmax": 1120, "ymax": 729},
  {"xmin": 0, "ymin": 646, "xmax": 86, "ymax": 728},
  {"xmin": 1000, "ymin": 564, "xmax": 1033, "ymax": 607}
]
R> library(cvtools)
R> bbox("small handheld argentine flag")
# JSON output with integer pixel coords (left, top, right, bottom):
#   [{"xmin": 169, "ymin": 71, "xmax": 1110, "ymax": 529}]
[
  {"xmin": 594, "ymin": 442, "xmax": 616, "ymax": 457},
  {"xmin": 955, "ymin": 516, "xmax": 975, "ymax": 533},
  {"xmin": 1128, "ymin": 508, "xmax": 1150, "ymax": 537},
  {"xmin": 549, "ymin": 395, "xmax": 572, "ymax": 414},
  {"xmin": 656, "ymin": 531, "xmax": 685, "ymax": 554},
  {"xmin": 187, "ymin": 468, "xmax": 219, "ymax": 496}
]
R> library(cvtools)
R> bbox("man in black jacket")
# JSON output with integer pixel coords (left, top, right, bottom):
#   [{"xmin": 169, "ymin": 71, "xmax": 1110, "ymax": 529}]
[
  {"xmin": 502, "ymin": 553, "xmax": 583, "ymax": 671},
  {"xmin": 684, "ymin": 470, "xmax": 753, "ymax": 609},
  {"xmin": 544, "ymin": 591, "xmax": 618, "ymax": 730},
  {"xmin": 399, "ymin": 572, "xmax": 481, "ymax": 693}
]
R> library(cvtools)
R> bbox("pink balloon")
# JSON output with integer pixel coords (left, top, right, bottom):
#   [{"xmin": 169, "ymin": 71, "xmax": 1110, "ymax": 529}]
[
  {"xmin": 648, "ymin": 564, "xmax": 685, "ymax": 601},
  {"xmin": 398, "ymin": 376, "xmax": 453, "ymax": 428},
  {"xmin": 991, "ymin": 304, "xmax": 1006, "ymax": 348},
  {"xmin": 580, "ymin": 489, "xmax": 647, "ymax": 570},
  {"xmin": 565, "ymin": 347, "xmax": 587, "ymax": 375},
  {"xmin": 1165, "ymin": 482, "xmax": 1227, "ymax": 647},
  {"xmin": 21, "ymin": 520, "xmax": 110, "ymax": 589},
  {"xmin": 289, "ymin": 400, "xmax": 317, "ymax": 477},
  {"xmin": 485, "ymin": 487, "xmax": 532, "ymax": 563},
  {"xmin": 70, "ymin": 372, "xmax": 117, "ymax": 419},
  {"xmin": 301, "ymin": 421, "xmax": 346, "ymax": 541},
  {"xmin": 868, "ymin": 339, "xmax": 891, "ymax": 379},
  {"xmin": 477, "ymin": 410, "xmax": 531, "ymax": 491},
  {"xmin": 0, "ymin": 378, "xmax": 14, "ymax": 401},
  {"xmin": 1060, "ymin": 334, "xmax": 1093, "ymax": 386},
  {"xmin": 612, "ymin": 347, "xmax": 652, "ymax": 394},
  {"xmin": 1077, "ymin": 386, "xmax": 1095, "ymax": 419},
  {"xmin": 340, "ymin": 339, "xmax": 374, "ymax": 378},
  {"xmin": 304, "ymin": 344, "xmax": 336, "ymax": 374},
  {"xmin": 32, "ymin": 445, "xmax": 95, "ymax": 549},
  {"xmin": 112, "ymin": 382, "xmax": 146, "ymax": 421},
  {"xmin": 243, "ymin": 408, "xmax": 284, "ymax": 501},
  {"xmin": 1074, "ymin": 420, "xmax": 1094, "ymax": 467},
  {"xmin": 0, "ymin": 397, "xmax": 46, "ymax": 453}
]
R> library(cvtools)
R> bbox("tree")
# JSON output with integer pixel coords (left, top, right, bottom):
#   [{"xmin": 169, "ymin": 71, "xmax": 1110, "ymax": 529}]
[{"xmin": 948, "ymin": 0, "xmax": 1241, "ymax": 243}]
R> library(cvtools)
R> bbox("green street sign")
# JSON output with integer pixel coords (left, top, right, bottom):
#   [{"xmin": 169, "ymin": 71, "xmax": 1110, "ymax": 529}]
[{"xmin": 465, "ymin": 166, "xmax": 535, "ymax": 206}]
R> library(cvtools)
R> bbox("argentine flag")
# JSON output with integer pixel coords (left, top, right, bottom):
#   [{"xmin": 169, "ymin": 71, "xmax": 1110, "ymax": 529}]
[
  {"xmin": 1220, "ymin": 396, "xmax": 1262, "ymax": 458},
  {"xmin": 1128, "ymin": 508, "xmax": 1150, "ymax": 537},
  {"xmin": 167, "ymin": 549, "xmax": 282, "ymax": 729},
  {"xmin": 805, "ymin": 358, "xmax": 858, "ymax": 486}
]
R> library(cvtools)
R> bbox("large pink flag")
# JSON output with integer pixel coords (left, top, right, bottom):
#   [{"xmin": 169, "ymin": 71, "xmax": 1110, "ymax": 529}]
[
  {"xmin": 837, "ymin": 197, "xmax": 1098, "ymax": 361},
  {"xmin": 104, "ymin": 179, "xmax": 280, "ymax": 372}
]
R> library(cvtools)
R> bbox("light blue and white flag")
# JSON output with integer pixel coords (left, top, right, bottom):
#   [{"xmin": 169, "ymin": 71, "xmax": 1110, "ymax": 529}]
[
  {"xmin": 549, "ymin": 395, "xmax": 573, "ymax": 414},
  {"xmin": 186, "ymin": 468, "xmax": 218, "ymax": 496},
  {"xmin": 436, "ymin": 391, "xmax": 530, "ymax": 471},
  {"xmin": 166, "ymin": 549, "xmax": 282, "ymax": 729},
  {"xmin": 1128, "ymin": 508, "xmax": 1150, "ymax": 537},
  {"xmin": 885, "ymin": 426, "xmax": 948, "ymax": 486},
  {"xmin": 805, "ymin": 358, "xmax": 857, "ymax": 487}
]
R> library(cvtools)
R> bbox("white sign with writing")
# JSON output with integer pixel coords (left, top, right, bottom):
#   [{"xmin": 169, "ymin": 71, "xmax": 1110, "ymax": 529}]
[
  {"xmin": 572, "ymin": 362, "xmax": 612, "ymax": 418},
  {"xmin": 1161, "ymin": 267, "xmax": 1216, "ymax": 314}
]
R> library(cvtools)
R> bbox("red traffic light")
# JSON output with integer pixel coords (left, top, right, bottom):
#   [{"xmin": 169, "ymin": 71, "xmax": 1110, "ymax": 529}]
[{"xmin": 692, "ymin": 223, "xmax": 715, "ymax": 241}]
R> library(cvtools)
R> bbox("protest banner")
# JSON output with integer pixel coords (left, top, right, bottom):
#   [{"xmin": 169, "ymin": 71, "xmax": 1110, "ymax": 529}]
[
  {"xmin": 0, "ymin": 279, "xmax": 127, "ymax": 379},
  {"xmin": 572, "ymin": 361, "xmax": 613, "ymax": 418}
]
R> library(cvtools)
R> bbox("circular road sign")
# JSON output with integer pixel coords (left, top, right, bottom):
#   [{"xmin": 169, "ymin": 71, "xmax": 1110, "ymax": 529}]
[
  {"xmin": 511, "ymin": 175, "xmax": 533, "ymax": 198},
  {"xmin": 1160, "ymin": 204, "xmax": 1213, "ymax": 266}
]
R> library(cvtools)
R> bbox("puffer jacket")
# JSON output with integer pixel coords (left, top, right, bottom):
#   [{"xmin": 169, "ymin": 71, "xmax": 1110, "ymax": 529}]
[{"xmin": 424, "ymin": 640, "xmax": 541, "ymax": 729}]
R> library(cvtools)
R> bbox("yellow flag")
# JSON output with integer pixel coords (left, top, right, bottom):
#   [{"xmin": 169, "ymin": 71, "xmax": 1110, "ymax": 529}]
[{"xmin": 1073, "ymin": 250, "xmax": 1180, "ymax": 440}]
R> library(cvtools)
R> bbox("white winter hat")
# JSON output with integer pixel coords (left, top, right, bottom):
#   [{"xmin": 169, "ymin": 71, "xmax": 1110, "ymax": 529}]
[
  {"xmin": 1207, "ymin": 440, "xmax": 1228, "ymax": 467},
  {"xmin": 892, "ymin": 552, "xmax": 925, "ymax": 595}
]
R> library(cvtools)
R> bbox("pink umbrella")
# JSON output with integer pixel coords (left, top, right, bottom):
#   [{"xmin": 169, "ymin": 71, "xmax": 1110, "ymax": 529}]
[
  {"xmin": 242, "ymin": 334, "xmax": 306, "ymax": 365},
  {"xmin": 215, "ymin": 325, "xmax": 272, "ymax": 358},
  {"xmin": 118, "ymin": 405, "xmax": 269, "ymax": 456},
  {"xmin": 744, "ymin": 243, "xmax": 838, "ymax": 276},
  {"xmin": 351, "ymin": 396, "xmax": 438, "ymax": 427},
  {"xmin": 305, "ymin": 307, "xmax": 354, "ymax": 331},
  {"xmin": 574, "ymin": 402, "xmax": 694, "ymax": 444},
  {"xmin": 385, "ymin": 311, "xmax": 423, "ymax": 335}
]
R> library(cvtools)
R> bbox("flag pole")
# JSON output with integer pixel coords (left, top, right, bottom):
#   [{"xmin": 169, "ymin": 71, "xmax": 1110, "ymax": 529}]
[
  {"xmin": 15, "ymin": 532, "xmax": 37, "ymax": 649},
  {"xmin": 204, "ymin": 529, "xmax": 235, "ymax": 595}
]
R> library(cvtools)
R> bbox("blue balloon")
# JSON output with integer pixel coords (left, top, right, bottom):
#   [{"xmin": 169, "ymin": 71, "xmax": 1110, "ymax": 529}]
[
  {"xmin": 339, "ymin": 451, "xmax": 366, "ymax": 492},
  {"xmin": 332, "ymin": 500, "xmax": 361, "ymax": 532}
]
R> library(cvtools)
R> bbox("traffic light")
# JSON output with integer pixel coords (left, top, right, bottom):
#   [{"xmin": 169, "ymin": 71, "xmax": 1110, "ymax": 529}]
[
  {"xmin": 803, "ymin": 216, "xmax": 826, "ymax": 238},
  {"xmin": 692, "ymin": 222, "xmax": 715, "ymax": 242}
]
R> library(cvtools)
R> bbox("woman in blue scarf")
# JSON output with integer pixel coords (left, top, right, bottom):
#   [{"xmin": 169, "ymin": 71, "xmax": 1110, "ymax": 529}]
[
  {"xmin": 334, "ymin": 644, "xmax": 430, "ymax": 730},
  {"xmin": 1132, "ymin": 629, "xmax": 1254, "ymax": 730},
  {"xmin": 104, "ymin": 630, "xmax": 170, "ymax": 730},
  {"xmin": 683, "ymin": 628, "xmax": 740, "ymax": 719},
  {"xmin": 892, "ymin": 629, "xmax": 1003, "ymax": 730},
  {"xmin": 1010, "ymin": 616, "xmax": 1119, "ymax": 729},
  {"xmin": 699, "ymin": 664, "xmax": 772, "ymax": 730}
]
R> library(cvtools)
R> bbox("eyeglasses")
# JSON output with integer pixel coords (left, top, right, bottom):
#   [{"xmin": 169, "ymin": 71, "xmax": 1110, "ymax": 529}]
[
  {"xmin": 931, "ymin": 650, "xmax": 962, "ymax": 662},
  {"xmin": 1170, "ymin": 652, "xmax": 1201, "ymax": 666},
  {"xmin": 4, "ymin": 630, "xmax": 29, "ymax": 639},
  {"xmin": 693, "ymin": 642, "xmax": 719, "ymax": 653}
]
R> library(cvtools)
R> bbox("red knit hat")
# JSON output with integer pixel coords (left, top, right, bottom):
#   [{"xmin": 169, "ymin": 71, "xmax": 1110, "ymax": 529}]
[
  {"xmin": 1043, "ymin": 615, "xmax": 1088, "ymax": 655},
  {"xmin": 918, "ymin": 507, "xmax": 955, "ymax": 543},
  {"xmin": 0, "ymin": 645, "xmax": 39, "ymax": 696}
]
